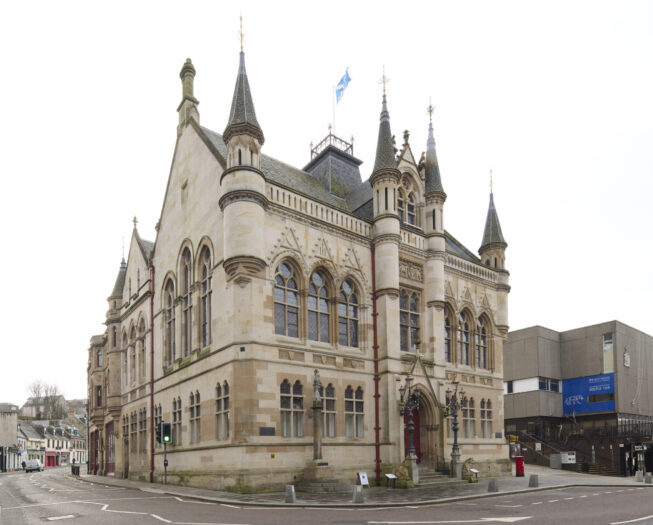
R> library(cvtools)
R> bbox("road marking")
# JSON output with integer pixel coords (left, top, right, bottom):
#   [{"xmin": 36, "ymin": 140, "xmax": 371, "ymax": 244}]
[
  {"xmin": 495, "ymin": 505, "xmax": 523, "ymax": 508},
  {"xmin": 547, "ymin": 500, "xmax": 558, "ymax": 503},
  {"xmin": 611, "ymin": 515, "xmax": 653, "ymax": 525},
  {"xmin": 150, "ymin": 515, "xmax": 172, "ymax": 523},
  {"xmin": 221, "ymin": 504, "xmax": 240, "ymax": 509},
  {"xmin": 367, "ymin": 519, "xmax": 531, "ymax": 524},
  {"xmin": 604, "ymin": 491, "xmax": 613, "ymax": 494},
  {"xmin": 46, "ymin": 516, "xmax": 75, "ymax": 521},
  {"xmin": 531, "ymin": 502, "xmax": 542, "ymax": 505},
  {"xmin": 579, "ymin": 495, "xmax": 587, "ymax": 498},
  {"xmin": 564, "ymin": 497, "xmax": 574, "ymax": 500}
]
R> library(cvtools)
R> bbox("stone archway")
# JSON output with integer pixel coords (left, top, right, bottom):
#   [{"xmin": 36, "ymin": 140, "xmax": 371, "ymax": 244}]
[{"xmin": 414, "ymin": 386, "xmax": 442, "ymax": 469}]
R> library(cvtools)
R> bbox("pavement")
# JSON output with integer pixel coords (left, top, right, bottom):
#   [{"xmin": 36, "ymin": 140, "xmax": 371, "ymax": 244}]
[{"xmin": 72, "ymin": 464, "xmax": 653, "ymax": 508}]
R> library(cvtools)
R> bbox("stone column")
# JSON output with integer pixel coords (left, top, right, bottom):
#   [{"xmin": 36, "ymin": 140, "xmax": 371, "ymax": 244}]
[{"xmin": 312, "ymin": 369, "xmax": 322, "ymax": 460}]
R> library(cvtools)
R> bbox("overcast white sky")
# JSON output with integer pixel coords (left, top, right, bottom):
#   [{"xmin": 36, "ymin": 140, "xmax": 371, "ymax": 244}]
[{"xmin": 1, "ymin": 1, "xmax": 651, "ymax": 407}]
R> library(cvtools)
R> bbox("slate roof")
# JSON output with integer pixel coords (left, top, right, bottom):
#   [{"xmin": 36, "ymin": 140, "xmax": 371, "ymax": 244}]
[
  {"xmin": 480, "ymin": 193, "xmax": 507, "ymax": 251},
  {"xmin": 373, "ymin": 94, "xmax": 397, "ymax": 172},
  {"xmin": 110, "ymin": 259, "xmax": 127, "ymax": 298},
  {"xmin": 424, "ymin": 121, "xmax": 445, "ymax": 196},
  {"xmin": 19, "ymin": 422, "xmax": 44, "ymax": 440},
  {"xmin": 223, "ymin": 51, "xmax": 264, "ymax": 144}
]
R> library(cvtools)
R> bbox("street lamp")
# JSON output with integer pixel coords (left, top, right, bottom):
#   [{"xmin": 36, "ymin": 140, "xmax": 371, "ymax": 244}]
[
  {"xmin": 444, "ymin": 378, "xmax": 467, "ymax": 479},
  {"xmin": 397, "ymin": 374, "xmax": 420, "ymax": 459}
]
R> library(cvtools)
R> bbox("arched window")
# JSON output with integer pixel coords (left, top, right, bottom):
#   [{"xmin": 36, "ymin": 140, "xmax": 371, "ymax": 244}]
[
  {"xmin": 216, "ymin": 381, "xmax": 230, "ymax": 440},
  {"xmin": 457, "ymin": 312, "xmax": 470, "ymax": 365},
  {"xmin": 154, "ymin": 404, "xmax": 162, "ymax": 449},
  {"xmin": 190, "ymin": 391, "xmax": 200, "ymax": 444},
  {"xmin": 485, "ymin": 400, "xmax": 493, "ymax": 438},
  {"xmin": 345, "ymin": 386, "xmax": 364, "ymax": 438},
  {"xmin": 445, "ymin": 312, "xmax": 452, "ymax": 363},
  {"xmin": 199, "ymin": 247, "xmax": 212, "ymax": 348},
  {"xmin": 129, "ymin": 327, "xmax": 136, "ymax": 385},
  {"xmin": 475, "ymin": 317, "xmax": 488, "ymax": 369},
  {"xmin": 165, "ymin": 280, "xmax": 175, "ymax": 366},
  {"xmin": 181, "ymin": 249, "xmax": 193, "ymax": 357},
  {"xmin": 308, "ymin": 270, "xmax": 330, "ymax": 342},
  {"xmin": 322, "ymin": 383, "xmax": 335, "ymax": 437},
  {"xmin": 400, "ymin": 290, "xmax": 420, "ymax": 352},
  {"xmin": 138, "ymin": 319, "xmax": 146, "ymax": 380},
  {"xmin": 274, "ymin": 262, "xmax": 299, "ymax": 337},
  {"xmin": 398, "ymin": 176, "xmax": 417, "ymax": 225},
  {"xmin": 280, "ymin": 379, "xmax": 303, "ymax": 437},
  {"xmin": 112, "ymin": 327, "xmax": 117, "ymax": 348},
  {"xmin": 338, "ymin": 280, "xmax": 359, "ymax": 347},
  {"xmin": 462, "ymin": 397, "xmax": 475, "ymax": 438}
]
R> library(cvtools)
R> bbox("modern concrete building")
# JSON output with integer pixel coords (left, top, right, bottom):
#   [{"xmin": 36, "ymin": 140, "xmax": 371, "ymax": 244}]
[
  {"xmin": 504, "ymin": 321, "xmax": 653, "ymax": 474},
  {"xmin": 88, "ymin": 47, "xmax": 511, "ymax": 490}
]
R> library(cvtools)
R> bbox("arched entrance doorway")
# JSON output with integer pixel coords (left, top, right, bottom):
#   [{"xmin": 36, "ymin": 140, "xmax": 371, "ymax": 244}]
[{"xmin": 403, "ymin": 387, "xmax": 442, "ymax": 469}]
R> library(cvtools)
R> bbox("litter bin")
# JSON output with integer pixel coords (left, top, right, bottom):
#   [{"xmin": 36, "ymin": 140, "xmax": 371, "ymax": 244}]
[
  {"xmin": 515, "ymin": 455, "xmax": 525, "ymax": 477},
  {"xmin": 71, "ymin": 465, "xmax": 80, "ymax": 476}
]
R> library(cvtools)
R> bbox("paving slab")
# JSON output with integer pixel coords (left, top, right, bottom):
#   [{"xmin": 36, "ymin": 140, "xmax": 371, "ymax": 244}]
[{"xmin": 73, "ymin": 464, "xmax": 651, "ymax": 508}]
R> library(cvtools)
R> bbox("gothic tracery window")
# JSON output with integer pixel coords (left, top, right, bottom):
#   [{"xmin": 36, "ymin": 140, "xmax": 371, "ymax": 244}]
[
  {"xmin": 165, "ymin": 280, "xmax": 175, "ymax": 366},
  {"xmin": 445, "ymin": 312, "xmax": 453, "ymax": 363},
  {"xmin": 181, "ymin": 249, "xmax": 193, "ymax": 357},
  {"xmin": 200, "ymin": 247, "xmax": 212, "ymax": 348},
  {"xmin": 397, "ymin": 176, "xmax": 417, "ymax": 226},
  {"xmin": 280, "ymin": 379, "xmax": 303, "ymax": 437},
  {"xmin": 345, "ymin": 386, "xmax": 364, "ymax": 438},
  {"xmin": 274, "ymin": 263, "xmax": 299, "ymax": 338},
  {"xmin": 308, "ymin": 270, "xmax": 330, "ymax": 342},
  {"xmin": 475, "ymin": 317, "xmax": 488, "ymax": 369},
  {"xmin": 216, "ymin": 381, "xmax": 230, "ymax": 440},
  {"xmin": 400, "ymin": 290, "xmax": 420, "ymax": 352},
  {"xmin": 457, "ymin": 311, "xmax": 470, "ymax": 365},
  {"xmin": 338, "ymin": 280, "xmax": 359, "ymax": 347}
]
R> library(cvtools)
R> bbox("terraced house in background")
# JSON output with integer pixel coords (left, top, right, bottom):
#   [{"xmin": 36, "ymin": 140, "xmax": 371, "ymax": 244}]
[{"xmin": 88, "ymin": 46, "xmax": 511, "ymax": 490}]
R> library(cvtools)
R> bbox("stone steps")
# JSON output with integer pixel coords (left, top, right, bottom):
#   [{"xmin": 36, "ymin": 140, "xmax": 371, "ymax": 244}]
[{"xmin": 418, "ymin": 468, "xmax": 467, "ymax": 487}]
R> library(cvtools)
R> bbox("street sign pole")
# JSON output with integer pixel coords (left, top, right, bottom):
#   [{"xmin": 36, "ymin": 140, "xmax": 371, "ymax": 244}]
[{"xmin": 163, "ymin": 442, "xmax": 168, "ymax": 485}]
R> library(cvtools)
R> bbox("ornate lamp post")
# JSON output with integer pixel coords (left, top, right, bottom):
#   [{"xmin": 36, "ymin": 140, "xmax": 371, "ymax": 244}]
[
  {"xmin": 444, "ymin": 378, "xmax": 466, "ymax": 479},
  {"xmin": 398, "ymin": 374, "xmax": 420, "ymax": 483}
]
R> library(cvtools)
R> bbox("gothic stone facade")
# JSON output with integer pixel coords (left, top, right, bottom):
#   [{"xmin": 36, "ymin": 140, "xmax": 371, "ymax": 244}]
[{"xmin": 88, "ymin": 53, "xmax": 510, "ymax": 490}]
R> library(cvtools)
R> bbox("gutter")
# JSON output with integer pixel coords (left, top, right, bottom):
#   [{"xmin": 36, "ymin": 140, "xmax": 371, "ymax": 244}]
[
  {"xmin": 149, "ymin": 264, "xmax": 155, "ymax": 483},
  {"xmin": 371, "ymin": 243, "xmax": 381, "ymax": 486}
]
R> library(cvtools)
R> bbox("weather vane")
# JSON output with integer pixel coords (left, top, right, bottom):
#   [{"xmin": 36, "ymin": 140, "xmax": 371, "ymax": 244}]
[
  {"xmin": 490, "ymin": 169, "xmax": 493, "ymax": 193},
  {"xmin": 133, "ymin": 216, "xmax": 138, "ymax": 229},
  {"xmin": 427, "ymin": 97, "xmax": 434, "ymax": 122},
  {"xmin": 379, "ymin": 65, "xmax": 390, "ymax": 94}
]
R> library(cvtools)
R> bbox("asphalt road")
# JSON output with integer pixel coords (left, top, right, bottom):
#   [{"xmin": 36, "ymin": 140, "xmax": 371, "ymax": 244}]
[{"xmin": 1, "ymin": 468, "xmax": 653, "ymax": 525}]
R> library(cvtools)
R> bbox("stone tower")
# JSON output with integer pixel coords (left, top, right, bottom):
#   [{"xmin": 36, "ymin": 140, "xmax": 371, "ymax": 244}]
[
  {"xmin": 219, "ymin": 50, "xmax": 267, "ymax": 285},
  {"xmin": 177, "ymin": 58, "xmax": 200, "ymax": 136}
]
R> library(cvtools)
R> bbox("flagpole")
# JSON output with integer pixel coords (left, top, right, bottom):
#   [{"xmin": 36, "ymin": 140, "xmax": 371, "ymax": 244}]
[{"xmin": 332, "ymin": 85, "xmax": 336, "ymax": 135}]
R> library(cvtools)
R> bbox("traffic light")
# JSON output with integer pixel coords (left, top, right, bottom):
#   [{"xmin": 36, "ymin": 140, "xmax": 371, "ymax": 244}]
[
  {"xmin": 156, "ymin": 423, "xmax": 162, "ymax": 444},
  {"xmin": 161, "ymin": 422, "xmax": 172, "ymax": 444}
]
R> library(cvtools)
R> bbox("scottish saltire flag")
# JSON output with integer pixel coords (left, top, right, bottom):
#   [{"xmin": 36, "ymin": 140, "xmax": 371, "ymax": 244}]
[{"xmin": 335, "ymin": 68, "xmax": 351, "ymax": 103}]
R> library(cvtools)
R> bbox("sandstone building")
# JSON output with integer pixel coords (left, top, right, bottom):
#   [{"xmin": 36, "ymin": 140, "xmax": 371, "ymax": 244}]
[{"xmin": 87, "ymin": 48, "xmax": 511, "ymax": 489}]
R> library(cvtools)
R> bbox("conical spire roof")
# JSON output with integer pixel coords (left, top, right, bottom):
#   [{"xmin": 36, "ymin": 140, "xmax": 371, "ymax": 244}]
[
  {"xmin": 480, "ymin": 193, "xmax": 507, "ymax": 251},
  {"xmin": 424, "ymin": 121, "xmax": 445, "ymax": 196},
  {"xmin": 109, "ymin": 258, "xmax": 127, "ymax": 299},
  {"xmin": 373, "ymin": 94, "xmax": 397, "ymax": 172},
  {"xmin": 223, "ymin": 51, "xmax": 264, "ymax": 144}
]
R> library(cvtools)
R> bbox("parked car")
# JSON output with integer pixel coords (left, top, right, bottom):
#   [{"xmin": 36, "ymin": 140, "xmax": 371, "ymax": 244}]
[{"xmin": 25, "ymin": 459, "xmax": 43, "ymax": 472}]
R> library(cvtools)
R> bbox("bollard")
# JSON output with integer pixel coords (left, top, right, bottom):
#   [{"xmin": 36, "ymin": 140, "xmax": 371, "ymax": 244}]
[
  {"xmin": 488, "ymin": 477, "xmax": 499, "ymax": 492},
  {"xmin": 528, "ymin": 474, "xmax": 539, "ymax": 488},
  {"xmin": 645, "ymin": 473, "xmax": 652, "ymax": 484},
  {"xmin": 353, "ymin": 485, "xmax": 365, "ymax": 503},
  {"xmin": 285, "ymin": 485, "xmax": 296, "ymax": 503},
  {"xmin": 636, "ymin": 471, "xmax": 644, "ymax": 482}
]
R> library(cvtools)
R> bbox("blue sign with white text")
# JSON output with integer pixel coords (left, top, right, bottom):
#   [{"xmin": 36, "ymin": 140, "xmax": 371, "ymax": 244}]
[{"xmin": 562, "ymin": 373, "xmax": 615, "ymax": 414}]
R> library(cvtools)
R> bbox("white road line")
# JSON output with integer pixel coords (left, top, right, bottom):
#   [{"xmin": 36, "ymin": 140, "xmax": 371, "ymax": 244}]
[
  {"xmin": 579, "ymin": 495, "xmax": 588, "ymax": 498},
  {"xmin": 46, "ymin": 516, "xmax": 75, "ymax": 521},
  {"xmin": 531, "ymin": 502, "xmax": 543, "ymax": 505},
  {"xmin": 564, "ymin": 497, "xmax": 574, "ymax": 500},
  {"xmin": 220, "ymin": 503, "xmax": 241, "ymax": 508},
  {"xmin": 495, "ymin": 505, "xmax": 523, "ymax": 508},
  {"xmin": 547, "ymin": 500, "xmax": 558, "ymax": 502},
  {"xmin": 150, "ymin": 515, "xmax": 172, "ymax": 523},
  {"xmin": 611, "ymin": 515, "xmax": 653, "ymax": 525},
  {"xmin": 367, "ymin": 519, "xmax": 531, "ymax": 524}
]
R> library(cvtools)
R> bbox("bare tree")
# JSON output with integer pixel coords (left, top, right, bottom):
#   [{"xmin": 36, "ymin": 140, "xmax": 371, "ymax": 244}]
[
  {"xmin": 43, "ymin": 384, "xmax": 66, "ymax": 420},
  {"xmin": 27, "ymin": 380, "xmax": 45, "ymax": 419}
]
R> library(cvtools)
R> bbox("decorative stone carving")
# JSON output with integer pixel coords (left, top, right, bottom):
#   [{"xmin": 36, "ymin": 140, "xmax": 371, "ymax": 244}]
[{"xmin": 399, "ymin": 259, "xmax": 424, "ymax": 283}]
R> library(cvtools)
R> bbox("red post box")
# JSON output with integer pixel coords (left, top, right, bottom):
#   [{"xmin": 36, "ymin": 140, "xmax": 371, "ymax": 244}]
[{"xmin": 515, "ymin": 455, "xmax": 525, "ymax": 477}]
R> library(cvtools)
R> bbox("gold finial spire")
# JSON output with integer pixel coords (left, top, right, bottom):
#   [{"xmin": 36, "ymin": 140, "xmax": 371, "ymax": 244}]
[
  {"xmin": 239, "ymin": 15, "xmax": 244, "ymax": 51},
  {"xmin": 490, "ymin": 169, "xmax": 493, "ymax": 193},
  {"xmin": 379, "ymin": 65, "xmax": 390, "ymax": 94},
  {"xmin": 427, "ymin": 97, "xmax": 434, "ymax": 122}
]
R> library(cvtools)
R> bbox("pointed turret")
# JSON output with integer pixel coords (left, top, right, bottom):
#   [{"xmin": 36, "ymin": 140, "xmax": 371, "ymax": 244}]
[
  {"xmin": 223, "ymin": 51, "xmax": 264, "ymax": 146},
  {"xmin": 373, "ymin": 93, "xmax": 396, "ymax": 172},
  {"xmin": 424, "ymin": 120, "xmax": 445, "ymax": 197},
  {"xmin": 109, "ymin": 258, "xmax": 127, "ymax": 300},
  {"xmin": 479, "ymin": 192, "xmax": 507, "ymax": 269}
]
